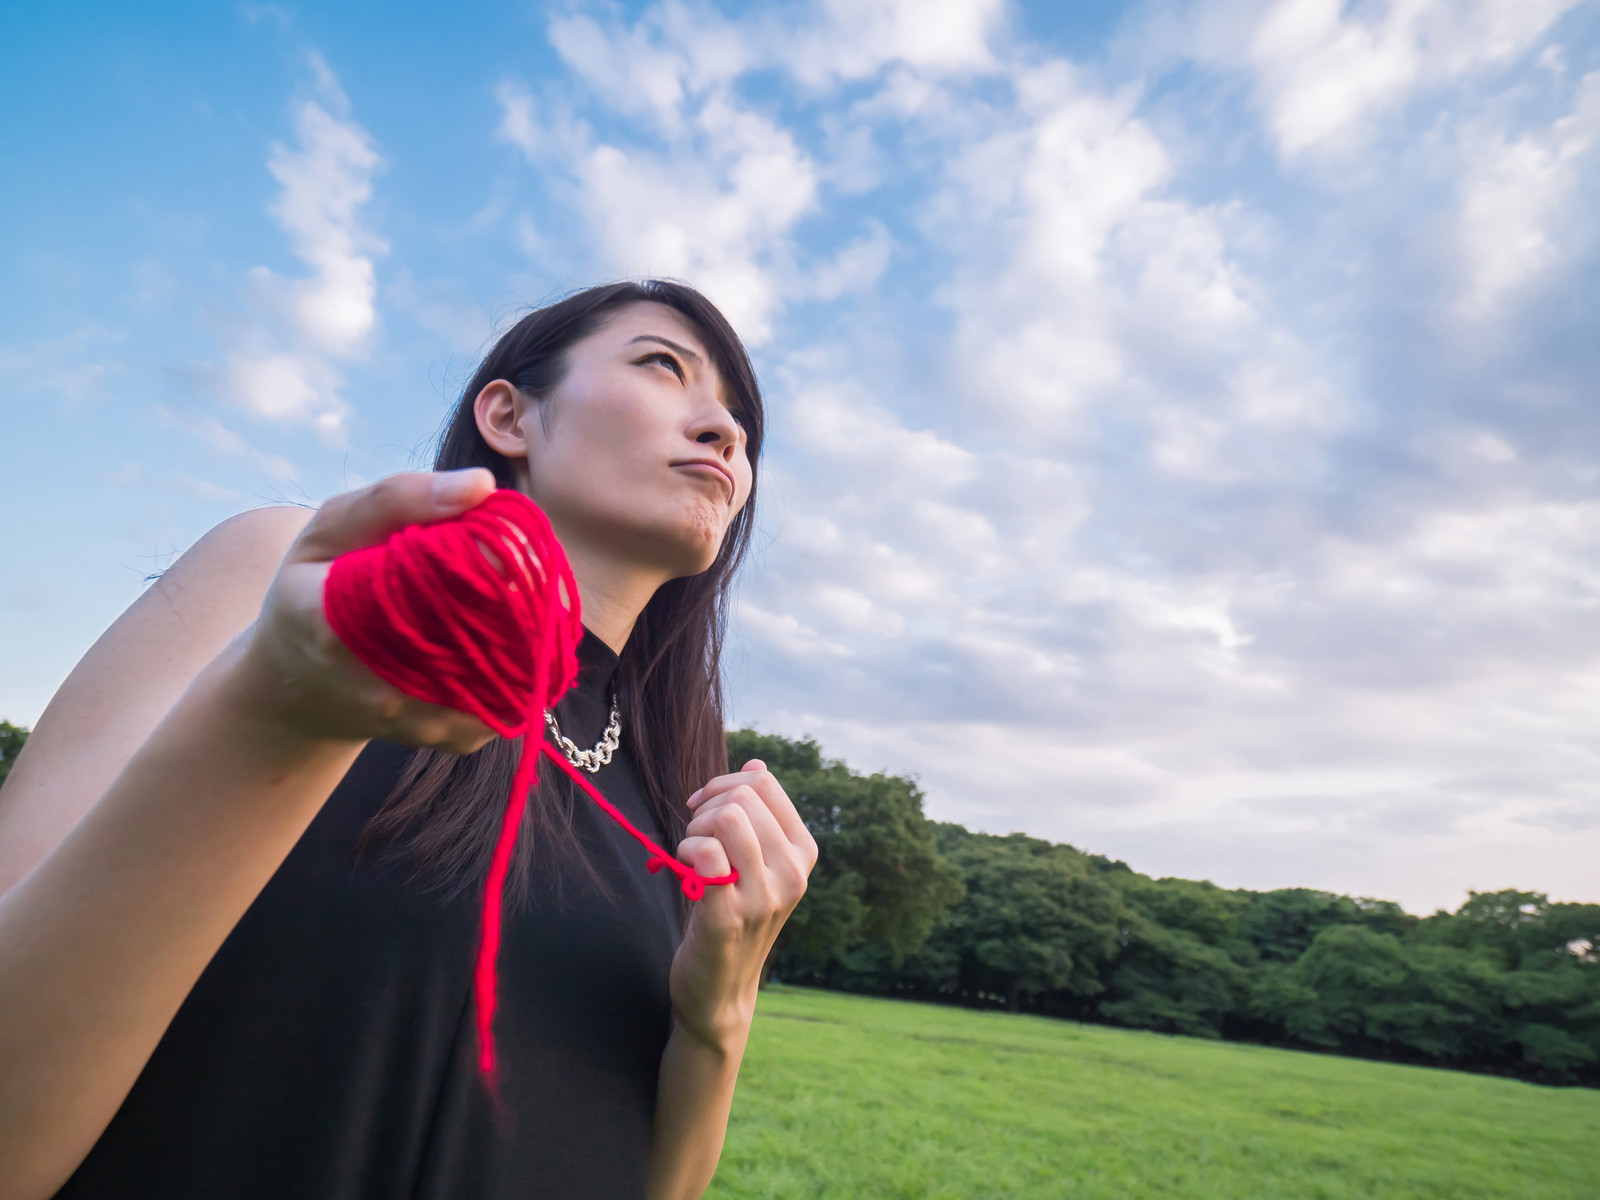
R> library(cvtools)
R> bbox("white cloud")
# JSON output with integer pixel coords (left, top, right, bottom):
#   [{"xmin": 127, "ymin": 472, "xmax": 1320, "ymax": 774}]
[
  {"xmin": 265, "ymin": 71, "xmax": 385, "ymax": 356},
  {"xmin": 220, "ymin": 350, "xmax": 340, "ymax": 431},
  {"xmin": 547, "ymin": 8, "xmax": 752, "ymax": 132},
  {"xmin": 928, "ymin": 68, "xmax": 1173, "ymax": 430},
  {"xmin": 494, "ymin": 0, "xmax": 1014, "ymax": 341},
  {"xmin": 571, "ymin": 100, "xmax": 818, "ymax": 343},
  {"xmin": 785, "ymin": 382, "xmax": 978, "ymax": 482},
  {"xmin": 495, "ymin": 80, "xmax": 536, "ymax": 153},
  {"xmin": 1244, "ymin": 0, "xmax": 1581, "ymax": 158},
  {"xmin": 1322, "ymin": 494, "xmax": 1600, "ymax": 615},
  {"xmin": 928, "ymin": 58, "xmax": 1304, "ymax": 481},
  {"xmin": 1455, "ymin": 69, "xmax": 1600, "ymax": 320},
  {"xmin": 780, "ymin": 0, "xmax": 1005, "ymax": 86},
  {"xmin": 239, "ymin": 3, "xmax": 289, "ymax": 28},
  {"xmin": 735, "ymin": 599, "xmax": 850, "ymax": 659},
  {"xmin": 498, "ymin": 46, "xmax": 823, "ymax": 343},
  {"xmin": 216, "ymin": 54, "xmax": 385, "ymax": 442}
]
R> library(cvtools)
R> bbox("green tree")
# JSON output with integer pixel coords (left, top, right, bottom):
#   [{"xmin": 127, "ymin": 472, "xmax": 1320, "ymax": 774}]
[
  {"xmin": 1099, "ymin": 875, "xmax": 1252, "ymax": 1036},
  {"xmin": 1417, "ymin": 891, "xmax": 1600, "ymax": 1072},
  {"xmin": 1242, "ymin": 888, "xmax": 1414, "ymax": 963},
  {"xmin": 857, "ymin": 826, "xmax": 1125, "ymax": 1013},
  {"xmin": 1100, "ymin": 919, "xmax": 1247, "ymax": 1036},
  {"xmin": 727, "ymin": 730, "xmax": 963, "ymax": 978},
  {"xmin": 1249, "ymin": 892, "xmax": 1600, "ymax": 1077},
  {"xmin": 0, "ymin": 721, "xmax": 28, "ymax": 788},
  {"xmin": 1257, "ymin": 925, "xmax": 1503, "ymax": 1060}
]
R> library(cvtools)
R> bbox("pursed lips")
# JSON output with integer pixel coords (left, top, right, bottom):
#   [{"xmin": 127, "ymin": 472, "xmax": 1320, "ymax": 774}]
[{"xmin": 672, "ymin": 460, "xmax": 735, "ymax": 502}]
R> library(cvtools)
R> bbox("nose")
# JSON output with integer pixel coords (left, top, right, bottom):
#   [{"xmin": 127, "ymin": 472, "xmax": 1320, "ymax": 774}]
[{"xmin": 689, "ymin": 398, "xmax": 742, "ymax": 460}]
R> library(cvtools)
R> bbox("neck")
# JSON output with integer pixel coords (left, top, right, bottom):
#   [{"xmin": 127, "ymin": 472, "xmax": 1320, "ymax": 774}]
[{"xmin": 560, "ymin": 540, "xmax": 666, "ymax": 654}]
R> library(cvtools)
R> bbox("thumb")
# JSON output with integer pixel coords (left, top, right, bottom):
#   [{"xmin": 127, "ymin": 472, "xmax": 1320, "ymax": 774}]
[{"xmin": 291, "ymin": 468, "xmax": 497, "ymax": 565}]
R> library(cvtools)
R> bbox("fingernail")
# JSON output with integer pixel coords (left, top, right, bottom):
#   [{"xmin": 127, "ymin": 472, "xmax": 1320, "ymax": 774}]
[
  {"xmin": 433, "ymin": 468, "xmax": 486, "ymax": 506},
  {"xmin": 687, "ymin": 788, "xmax": 703, "ymax": 807}
]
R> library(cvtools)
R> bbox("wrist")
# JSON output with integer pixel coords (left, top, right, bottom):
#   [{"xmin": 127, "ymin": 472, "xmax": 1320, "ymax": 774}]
[
  {"xmin": 673, "ymin": 992, "xmax": 757, "ymax": 1057},
  {"xmin": 214, "ymin": 627, "xmax": 364, "ymax": 755}
]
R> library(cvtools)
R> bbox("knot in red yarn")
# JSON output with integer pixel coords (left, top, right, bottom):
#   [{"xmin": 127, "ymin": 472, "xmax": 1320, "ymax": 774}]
[
  {"xmin": 321, "ymin": 487, "xmax": 736, "ymax": 1087},
  {"xmin": 647, "ymin": 850, "xmax": 708, "ymax": 900}
]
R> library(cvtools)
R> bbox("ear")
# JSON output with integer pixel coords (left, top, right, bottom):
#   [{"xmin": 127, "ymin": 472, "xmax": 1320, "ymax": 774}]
[{"xmin": 474, "ymin": 380, "xmax": 528, "ymax": 459}]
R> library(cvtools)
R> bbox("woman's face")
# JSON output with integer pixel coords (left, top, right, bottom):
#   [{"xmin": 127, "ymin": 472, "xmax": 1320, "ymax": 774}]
[{"xmin": 479, "ymin": 301, "xmax": 753, "ymax": 579}]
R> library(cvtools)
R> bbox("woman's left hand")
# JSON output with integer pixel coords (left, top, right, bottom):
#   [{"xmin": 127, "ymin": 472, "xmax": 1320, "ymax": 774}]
[{"xmin": 670, "ymin": 759, "xmax": 818, "ymax": 1050}]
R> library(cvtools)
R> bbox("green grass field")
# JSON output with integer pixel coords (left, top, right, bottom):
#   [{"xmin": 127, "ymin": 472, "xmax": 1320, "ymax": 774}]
[{"xmin": 706, "ymin": 986, "xmax": 1599, "ymax": 1200}]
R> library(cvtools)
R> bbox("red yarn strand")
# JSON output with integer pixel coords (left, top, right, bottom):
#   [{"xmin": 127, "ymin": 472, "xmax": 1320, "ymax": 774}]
[
  {"xmin": 472, "ymin": 732, "xmax": 544, "ymax": 1080},
  {"xmin": 322, "ymin": 488, "xmax": 737, "ymax": 1084},
  {"xmin": 538, "ymin": 742, "xmax": 736, "ymax": 902}
]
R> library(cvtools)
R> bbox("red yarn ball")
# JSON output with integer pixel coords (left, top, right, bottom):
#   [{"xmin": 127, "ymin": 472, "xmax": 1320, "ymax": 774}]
[{"xmin": 323, "ymin": 487, "xmax": 583, "ymax": 738}]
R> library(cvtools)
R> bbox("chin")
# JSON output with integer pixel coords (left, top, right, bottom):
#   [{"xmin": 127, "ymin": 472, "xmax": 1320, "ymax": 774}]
[{"xmin": 658, "ymin": 510, "xmax": 728, "ymax": 578}]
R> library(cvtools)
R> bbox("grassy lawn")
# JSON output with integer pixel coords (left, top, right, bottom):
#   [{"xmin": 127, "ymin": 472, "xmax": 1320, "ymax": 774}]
[{"xmin": 707, "ymin": 985, "xmax": 1599, "ymax": 1200}]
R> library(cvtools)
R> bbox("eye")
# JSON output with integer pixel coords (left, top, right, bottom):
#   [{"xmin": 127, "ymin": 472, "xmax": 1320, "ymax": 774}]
[{"xmin": 637, "ymin": 351, "xmax": 685, "ymax": 383}]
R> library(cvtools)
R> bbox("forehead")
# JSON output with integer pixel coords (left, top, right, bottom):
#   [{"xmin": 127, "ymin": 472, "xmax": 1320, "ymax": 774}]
[
  {"xmin": 586, "ymin": 300, "xmax": 732, "ymax": 407},
  {"xmin": 591, "ymin": 301, "xmax": 712, "ymax": 361}
]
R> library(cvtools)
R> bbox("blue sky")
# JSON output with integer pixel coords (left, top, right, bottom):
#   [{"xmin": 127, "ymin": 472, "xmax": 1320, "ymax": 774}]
[{"xmin": 4, "ymin": 0, "xmax": 1599, "ymax": 913}]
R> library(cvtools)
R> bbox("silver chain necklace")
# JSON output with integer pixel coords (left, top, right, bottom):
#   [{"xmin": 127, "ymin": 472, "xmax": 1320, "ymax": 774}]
[{"xmin": 545, "ymin": 695, "xmax": 622, "ymax": 773}]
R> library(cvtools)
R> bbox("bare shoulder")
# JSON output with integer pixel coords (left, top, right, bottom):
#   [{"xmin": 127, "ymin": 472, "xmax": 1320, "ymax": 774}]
[
  {"xmin": 115, "ymin": 503, "xmax": 315, "ymax": 655},
  {"xmin": 152, "ymin": 503, "xmax": 316, "ymax": 589},
  {"xmin": 0, "ymin": 504, "xmax": 317, "ymax": 894}
]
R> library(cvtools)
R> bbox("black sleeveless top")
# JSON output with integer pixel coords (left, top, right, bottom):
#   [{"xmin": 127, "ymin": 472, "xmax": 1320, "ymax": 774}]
[{"xmin": 56, "ymin": 631, "xmax": 686, "ymax": 1199}]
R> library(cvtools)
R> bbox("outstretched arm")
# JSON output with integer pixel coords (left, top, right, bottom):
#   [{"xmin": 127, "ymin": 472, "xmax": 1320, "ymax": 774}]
[{"xmin": 0, "ymin": 469, "xmax": 498, "ymax": 1200}]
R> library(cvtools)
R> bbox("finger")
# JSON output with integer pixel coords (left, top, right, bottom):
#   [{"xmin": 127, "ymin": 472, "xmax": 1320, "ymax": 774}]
[
  {"xmin": 741, "ymin": 766, "xmax": 813, "ymax": 851},
  {"xmin": 691, "ymin": 765, "xmax": 811, "ymax": 851},
  {"xmin": 686, "ymin": 763, "xmax": 772, "ymax": 809},
  {"xmin": 689, "ymin": 784, "xmax": 792, "ymax": 873},
  {"xmin": 292, "ymin": 468, "xmax": 497, "ymax": 564},
  {"xmin": 686, "ymin": 769, "xmax": 743, "ymax": 809},
  {"xmin": 683, "ymin": 802, "xmax": 764, "ymax": 881}
]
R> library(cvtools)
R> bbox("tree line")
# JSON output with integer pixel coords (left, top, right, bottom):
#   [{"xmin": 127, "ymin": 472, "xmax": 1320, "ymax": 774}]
[
  {"xmin": 729, "ymin": 729, "xmax": 1600, "ymax": 1088},
  {"xmin": 4, "ymin": 719, "xmax": 1592, "ymax": 1084},
  {"xmin": 0, "ymin": 721, "xmax": 25, "ymax": 788}
]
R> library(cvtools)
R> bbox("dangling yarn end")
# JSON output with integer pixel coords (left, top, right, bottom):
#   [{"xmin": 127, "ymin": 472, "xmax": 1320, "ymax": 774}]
[{"xmin": 473, "ymin": 721, "xmax": 544, "ymax": 1081}]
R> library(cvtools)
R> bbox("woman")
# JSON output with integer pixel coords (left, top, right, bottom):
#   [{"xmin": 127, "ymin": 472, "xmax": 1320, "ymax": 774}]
[{"xmin": 0, "ymin": 279, "xmax": 817, "ymax": 1199}]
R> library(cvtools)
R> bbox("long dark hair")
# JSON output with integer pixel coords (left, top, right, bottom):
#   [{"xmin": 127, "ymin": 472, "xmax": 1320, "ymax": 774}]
[{"xmin": 363, "ymin": 280, "xmax": 764, "ymax": 902}]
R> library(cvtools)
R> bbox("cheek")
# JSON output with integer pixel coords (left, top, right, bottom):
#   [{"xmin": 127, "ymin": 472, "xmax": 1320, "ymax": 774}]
[
  {"xmin": 729, "ymin": 451, "xmax": 755, "ymax": 509},
  {"xmin": 548, "ymin": 402, "xmax": 654, "ymax": 485}
]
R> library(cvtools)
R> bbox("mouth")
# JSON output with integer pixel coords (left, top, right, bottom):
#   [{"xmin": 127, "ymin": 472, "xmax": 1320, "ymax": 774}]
[{"xmin": 671, "ymin": 459, "xmax": 735, "ymax": 502}]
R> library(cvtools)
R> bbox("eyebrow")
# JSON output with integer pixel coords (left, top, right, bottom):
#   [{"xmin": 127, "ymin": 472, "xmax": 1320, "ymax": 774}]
[{"xmin": 627, "ymin": 334, "xmax": 705, "ymax": 366}]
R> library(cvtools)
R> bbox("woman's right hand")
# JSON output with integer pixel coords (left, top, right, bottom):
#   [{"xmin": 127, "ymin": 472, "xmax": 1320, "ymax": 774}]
[{"xmin": 228, "ymin": 467, "xmax": 502, "ymax": 753}]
